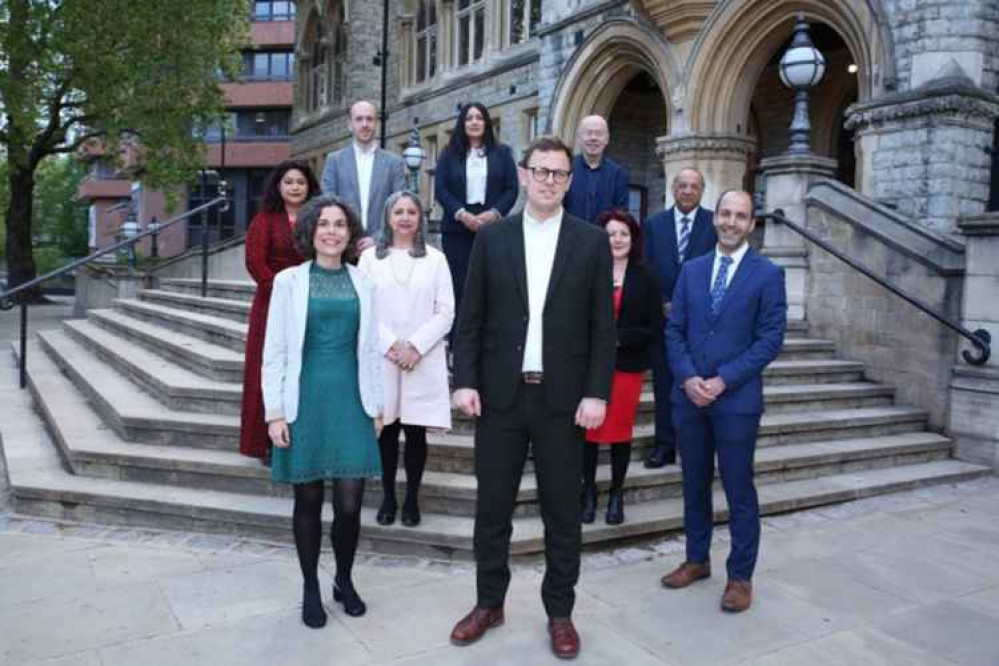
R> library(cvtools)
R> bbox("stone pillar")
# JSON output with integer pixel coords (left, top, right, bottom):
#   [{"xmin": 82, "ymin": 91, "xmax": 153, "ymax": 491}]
[
  {"xmin": 949, "ymin": 212, "xmax": 999, "ymax": 470},
  {"xmin": 656, "ymin": 133, "xmax": 756, "ymax": 212},
  {"xmin": 759, "ymin": 154, "xmax": 837, "ymax": 322},
  {"xmin": 846, "ymin": 65, "xmax": 999, "ymax": 235}
]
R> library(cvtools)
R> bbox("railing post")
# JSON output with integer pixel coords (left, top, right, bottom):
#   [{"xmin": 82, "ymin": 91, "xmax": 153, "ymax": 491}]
[
  {"xmin": 200, "ymin": 171, "xmax": 209, "ymax": 299},
  {"xmin": 19, "ymin": 299, "xmax": 28, "ymax": 389}
]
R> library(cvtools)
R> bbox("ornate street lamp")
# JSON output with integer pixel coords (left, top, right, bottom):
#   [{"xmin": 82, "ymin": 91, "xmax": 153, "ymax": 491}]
[
  {"xmin": 120, "ymin": 208, "xmax": 141, "ymax": 268},
  {"xmin": 778, "ymin": 14, "xmax": 826, "ymax": 155},
  {"xmin": 402, "ymin": 125, "xmax": 427, "ymax": 194}
]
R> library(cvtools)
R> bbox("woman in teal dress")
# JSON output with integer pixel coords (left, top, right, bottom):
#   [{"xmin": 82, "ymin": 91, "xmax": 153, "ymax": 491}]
[{"xmin": 262, "ymin": 194, "xmax": 384, "ymax": 629}]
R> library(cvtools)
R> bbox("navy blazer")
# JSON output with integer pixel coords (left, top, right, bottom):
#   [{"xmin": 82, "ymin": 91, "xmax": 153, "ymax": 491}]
[
  {"xmin": 665, "ymin": 247, "xmax": 787, "ymax": 414},
  {"xmin": 642, "ymin": 206, "xmax": 717, "ymax": 304},
  {"xmin": 563, "ymin": 155, "xmax": 629, "ymax": 224},
  {"xmin": 434, "ymin": 143, "xmax": 519, "ymax": 234}
]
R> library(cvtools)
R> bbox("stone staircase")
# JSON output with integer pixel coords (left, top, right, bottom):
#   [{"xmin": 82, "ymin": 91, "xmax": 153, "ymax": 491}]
[{"xmin": 3, "ymin": 277, "xmax": 990, "ymax": 558}]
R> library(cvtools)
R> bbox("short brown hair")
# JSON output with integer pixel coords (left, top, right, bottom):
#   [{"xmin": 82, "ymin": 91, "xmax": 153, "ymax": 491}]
[
  {"xmin": 294, "ymin": 195, "xmax": 366, "ymax": 264},
  {"xmin": 519, "ymin": 135, "xmax": 573, "ymax": 169}
]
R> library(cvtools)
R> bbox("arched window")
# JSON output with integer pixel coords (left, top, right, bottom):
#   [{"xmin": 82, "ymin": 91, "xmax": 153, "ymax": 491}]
[
  {"xmin": 415, "ymin": 0, "xmax": 438, "ymax": 83},
  {"xmin": 297, "ymin": 2, "xmax": 347, "ymax": 116}
]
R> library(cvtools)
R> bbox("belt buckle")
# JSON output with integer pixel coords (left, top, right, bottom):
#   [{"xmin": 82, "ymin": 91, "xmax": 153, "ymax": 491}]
[{"xmin": 522, "ymin": 371, "xmax": 543, "ymax": 385}]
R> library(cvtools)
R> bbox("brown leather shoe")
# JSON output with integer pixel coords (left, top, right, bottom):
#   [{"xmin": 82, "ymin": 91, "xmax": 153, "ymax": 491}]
[
  {"xmin": 548, "ymin": 617, "xmax": 580, "ymax": 660},
  {"xmin": 721, "ymin": 579, "xmax": 752, "ymax": 612},
  {"xmin": 661, "ymin": 561, "xmax": 712, "ymax": 589},
  {"xmin": 449, "ymin": 606, "xmax": 504, "ymax": 646}
]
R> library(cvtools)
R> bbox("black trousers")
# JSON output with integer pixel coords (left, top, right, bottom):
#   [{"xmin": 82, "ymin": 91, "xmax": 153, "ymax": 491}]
[{"xmin": 473, "ymin": 383, "xmax": 583, "ymax": 618}]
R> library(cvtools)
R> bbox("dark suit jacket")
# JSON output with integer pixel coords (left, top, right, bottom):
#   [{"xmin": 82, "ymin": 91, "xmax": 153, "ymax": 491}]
[
  {"xmin": 615, "ymin": 262, "xmax": 663, "ymax": 373},
  {"xmin": 665, "ymin": 247, "xmax": 787, "ymax": 414},
  {"xmin": 563, "ymin": 155, "xmax": 630, "ymax": 224},
  {"xmin": 434, "ymin": 143, "xmax": 519, "ymax": 234},
  {"xmin": 453, "ymin": 212, "xmax": 616, "ymax": 412},
  {"xmin": 643, "ymin": 206, "xmax": 717, "ymax": 304}
]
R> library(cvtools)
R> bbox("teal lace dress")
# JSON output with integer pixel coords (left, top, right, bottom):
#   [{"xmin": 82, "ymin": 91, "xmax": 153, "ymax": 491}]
[{"xmin": 271, "ymin": 264, "xmax": 381, "ymax": 483}]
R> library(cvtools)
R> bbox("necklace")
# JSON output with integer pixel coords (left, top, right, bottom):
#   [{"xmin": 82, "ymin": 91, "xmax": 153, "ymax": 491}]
[
  {"xmin": 613, "ymin": 261, "xmax": 627, "ymax": 287},
  {"xmin": 388, "ymin": 248, "xmax": 417, "ymax": 286}
]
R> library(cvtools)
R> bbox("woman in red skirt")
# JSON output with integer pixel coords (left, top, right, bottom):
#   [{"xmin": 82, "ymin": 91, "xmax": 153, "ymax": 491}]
[
  {"xmin": 240, "ymin": 160, "xmax": 319, "ymax": 464},
  {"xmin": 583, "ymin": 210, "xmax": 663, "ymax": 524}
]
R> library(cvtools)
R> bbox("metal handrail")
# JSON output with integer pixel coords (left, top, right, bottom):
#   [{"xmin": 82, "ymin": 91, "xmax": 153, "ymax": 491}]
[
  {"xmin": 762, "ymin": 209, "xmax": 991, "ymax": 366},
  {"xmin": 1, "ymin": 191, "xmax": 229, "ymax": 388}
]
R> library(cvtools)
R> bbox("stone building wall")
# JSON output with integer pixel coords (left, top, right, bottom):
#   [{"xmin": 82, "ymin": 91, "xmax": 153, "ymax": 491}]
[{"xmin": 606, "ymin": 85, "xmax": 668, "ymax": 217}]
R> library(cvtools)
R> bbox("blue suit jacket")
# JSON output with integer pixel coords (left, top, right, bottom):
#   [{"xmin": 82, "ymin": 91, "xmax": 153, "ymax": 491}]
[
  {"xmin": 434, "ymin": 143, "xmax": 519, "ymax": 234},
  {"xmin": 643, "ymin": 206, "xmax": 717, "ymax": 304},
  {"xmin": 666, "ymin": 247, "xmax": 787, "ymax": 414},
  {"xmin": 563, "ymin": 155, "xmax": 629, "ymax": 224}
]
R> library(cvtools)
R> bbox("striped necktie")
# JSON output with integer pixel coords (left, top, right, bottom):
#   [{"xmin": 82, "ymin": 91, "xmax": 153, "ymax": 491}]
[
  {"xmin": 677, "ymin": 216, "xmax": 691, "ymax": 262},
  {"xmin": 710, "ymin": 255, "xmax": 734, "ymax": 315}
]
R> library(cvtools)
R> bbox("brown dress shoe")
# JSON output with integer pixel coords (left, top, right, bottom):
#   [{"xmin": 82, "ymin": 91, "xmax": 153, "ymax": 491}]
[
  {"xmin": 548, "ymin": 617, "xmax": 580, "ymax": 660},
  {"xmin": 721, "ymin": 580, "xmax": 752, "ymax": 612},
  {"xmin": 661, "ymin": 561, "xmax": 712, "ymax": 589},
  {"xmin": 450, "ymin": 606, "xmax": 504, "ymax": 646}
]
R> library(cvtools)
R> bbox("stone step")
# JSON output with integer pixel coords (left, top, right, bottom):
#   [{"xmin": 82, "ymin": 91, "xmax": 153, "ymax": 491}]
[
  {"xmin": 763, "ymin": 359, "xmax": 865, "ymax": 384},
  {"xmin": 139, "ymin": 289, "xmax": 250, "ymax": 324},
  {"xmin": 62, "ymin": 319, "xmax": 242, "ymax": 414},
  {"xmin": 88, "ymin": 309, "xmax": 244, "ymax": 383},
  {"xmin": 112, "ymin": 298, "xmax": 247, "ymax": 353},
  {"xmin": 159, "ymin": 277, "xmax": 256, "ymax": 303}
]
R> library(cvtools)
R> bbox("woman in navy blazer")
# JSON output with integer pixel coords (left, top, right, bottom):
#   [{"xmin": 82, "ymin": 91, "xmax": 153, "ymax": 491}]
[{"xmin": 434, "ymin": 103, "xmax": 518, "ymax": 328}]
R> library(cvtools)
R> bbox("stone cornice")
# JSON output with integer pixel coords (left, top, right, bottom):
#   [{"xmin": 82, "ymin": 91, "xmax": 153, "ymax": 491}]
[
  {"xmin": 846, "ymin": 81, "xmax": 999, "ymax": 130},
  {"xmin": 537, "ymin": 1, "xmax": 630, "ymax": 38},
  {"xmin": 656, "ymin": 133, "xmax": 756, "ymax": 158}
]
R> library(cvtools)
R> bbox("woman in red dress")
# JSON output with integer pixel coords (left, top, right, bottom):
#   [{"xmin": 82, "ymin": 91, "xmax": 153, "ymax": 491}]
[
  {"xmin": 240, "ymin": 160, "xmax": 320, "ymax": 463},
  {"xmin": 582, "ymin": 210, "xmax": 663, "ymax": 524}
]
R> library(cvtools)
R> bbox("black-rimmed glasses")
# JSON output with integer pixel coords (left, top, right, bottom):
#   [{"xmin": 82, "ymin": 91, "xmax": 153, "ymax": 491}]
[{"xmin": 524, "ymin": 166, "xmax": 572, "ymax": 184}]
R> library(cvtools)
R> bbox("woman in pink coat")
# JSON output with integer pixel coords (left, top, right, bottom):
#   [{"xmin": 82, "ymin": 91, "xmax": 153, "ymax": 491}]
[{"xmin": 358, "ymin": 191, "xmax": 454, "ymax": 527}]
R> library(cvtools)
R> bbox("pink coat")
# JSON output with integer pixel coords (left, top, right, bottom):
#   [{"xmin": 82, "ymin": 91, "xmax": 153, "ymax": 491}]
[{"xmin": 358, "ymin": 246, "xmax": 454, "ymax": 429}]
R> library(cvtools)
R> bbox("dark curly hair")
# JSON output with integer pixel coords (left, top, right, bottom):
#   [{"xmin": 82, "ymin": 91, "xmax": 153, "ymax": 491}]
[
  {"xmin": 596, "ymin": 208, "xmax": 645, "ymax": 264},
  {"xmin": 293, "ymin": 195, "xmax": 365, "ymax": 264},
  {"xmin": 260, "ymin": 160, "xmax": 320, "ymax": 214}
]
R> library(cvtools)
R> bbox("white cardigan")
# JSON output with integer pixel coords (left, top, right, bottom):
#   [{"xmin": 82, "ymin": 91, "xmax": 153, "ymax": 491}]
[{"xmin": 261, "ymin": 261, "xmax": 383, "ymax": 424}]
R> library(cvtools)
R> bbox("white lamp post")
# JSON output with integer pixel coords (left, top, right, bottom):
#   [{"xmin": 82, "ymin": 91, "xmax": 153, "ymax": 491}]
[
  {"xmin": 402, "ymin": 125, "xmax": 427, "ymax": 194},
  {"xmin": 779, "ymin": 14, "xmax": 826, "ymax": 155}
]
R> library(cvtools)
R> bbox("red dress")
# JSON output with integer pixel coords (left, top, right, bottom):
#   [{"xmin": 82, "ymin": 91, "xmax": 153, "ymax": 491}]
[
  {"xmin": 586, "ymin": 286, "xmax": 644, "ymax": 444},
  {"xmin": 239, "ymin": 210, "xmax": 304, "ymax": 459}
]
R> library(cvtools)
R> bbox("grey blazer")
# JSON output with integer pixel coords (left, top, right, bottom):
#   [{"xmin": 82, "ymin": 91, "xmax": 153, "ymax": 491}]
[{"xmin": 320, "ymin": 145, "xmax": 407, "ymax": 237}]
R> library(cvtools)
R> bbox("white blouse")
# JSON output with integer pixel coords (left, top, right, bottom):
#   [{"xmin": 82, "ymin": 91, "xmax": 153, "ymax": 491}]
[{"xmin": 465, "ymin": 149, "xmax": 488, "ymax": 205}]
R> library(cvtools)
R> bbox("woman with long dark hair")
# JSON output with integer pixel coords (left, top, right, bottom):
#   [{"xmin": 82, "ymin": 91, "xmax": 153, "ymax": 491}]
[
  {"xmin": 434, "ymin": 102, "xmax": 518, "ymax": 323},
  {"xmin": 262, "ymin": 195, "xmax": 383, "ymax": 628},
  {"xmin": 581, "ymin": 210, "xmax": 663, "ymax": 525},
  {"xmin": 359, "ymin": 191, "xmax": 454, "ymax": 528},
  {"xmin": 240, "ymin": 160, "xmax": 320, "ymax": 464}
]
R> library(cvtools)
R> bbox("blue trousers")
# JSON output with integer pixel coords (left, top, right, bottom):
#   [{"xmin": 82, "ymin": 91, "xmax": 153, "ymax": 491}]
[
  {"xmin": 649, "ymin": 340, "xmax": 675, "ymax": 451},
  {"xmin": 674, "ymin": 402, "xmax": 761, "ymax": 581}
]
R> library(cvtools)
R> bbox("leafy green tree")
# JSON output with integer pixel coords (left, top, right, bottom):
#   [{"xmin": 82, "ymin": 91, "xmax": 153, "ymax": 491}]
[{"xmin": 0, "ymin": 0, "xmax": 249, "ymax": 298}]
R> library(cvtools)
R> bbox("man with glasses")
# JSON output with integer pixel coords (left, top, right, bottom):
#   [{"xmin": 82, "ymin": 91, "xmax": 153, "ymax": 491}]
[{"xmin": 449, "ymin": 136, "xmax": 616, "ymax": 660}]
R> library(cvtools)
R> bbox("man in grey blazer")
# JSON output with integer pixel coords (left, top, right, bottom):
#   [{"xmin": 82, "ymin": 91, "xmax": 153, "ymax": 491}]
[{"xmin": 320, "ymin": 99, "xmax": 406, "ymax": 251}]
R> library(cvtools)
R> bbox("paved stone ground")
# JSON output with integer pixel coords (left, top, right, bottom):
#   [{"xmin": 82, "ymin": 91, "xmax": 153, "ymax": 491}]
[{"xmin": 2, "ymin": 300, "xmax": 999, "ymax": 665}]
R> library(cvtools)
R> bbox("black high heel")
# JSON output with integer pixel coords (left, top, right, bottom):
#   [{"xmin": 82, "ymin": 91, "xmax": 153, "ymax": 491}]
[
  {"xmin": 301, "ymin": 581, "xmax": 327, "ymax": 628},
  {"xmin": 333, "ymin": 579, "xmax": 367, "ymax": 617},
  {"xmin": 401, "ymin": 497, "xmax": 421, "ymax": 527},
  {"xmin": 605, "ymin": 488, "xmax": 625, "ymax": 525},
  {"xmin": 376, "ymin": 496, "xmax": 397, "ymax": 526},
  {"xmin": 580, "ymin": 484, "xmax": 597, "ymax": 524}
]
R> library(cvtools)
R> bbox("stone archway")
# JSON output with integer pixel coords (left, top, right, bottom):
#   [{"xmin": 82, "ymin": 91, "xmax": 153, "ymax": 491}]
[{"xmin": 547, "ymin": 19, "xmax": 678, "ymax": 141}]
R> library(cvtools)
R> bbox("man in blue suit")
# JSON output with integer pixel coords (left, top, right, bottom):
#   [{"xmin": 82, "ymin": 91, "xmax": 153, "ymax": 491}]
[
  {"xmin": 660, "ymin": 189, "xmax": 786, "ymax": 613},
  {"xmin": 641, "ymin": 168, "xmax": 717, "ymax": 468}
]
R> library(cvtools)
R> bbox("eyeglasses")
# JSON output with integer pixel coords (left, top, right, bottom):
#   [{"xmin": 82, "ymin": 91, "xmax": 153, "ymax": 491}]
[{"xmin": 524, "ymin": 166, "xmax": 572, "ymax": 184}]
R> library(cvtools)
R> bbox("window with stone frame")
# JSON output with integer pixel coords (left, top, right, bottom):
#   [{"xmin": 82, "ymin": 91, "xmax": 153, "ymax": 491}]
[
  {"xmin": 414, "ymin": 0, "xmax": 438, "ymax": 83},
  {"xmin": 507, "ymin": 0, "xmax": 540, "ymax": 46},
  {"xmin": 455, "ymin": 0, "xmax": 486, "ymax": 67},
  {"xmin": 299, "ymin": 3, "xmax": 347, "ymax": 115}
]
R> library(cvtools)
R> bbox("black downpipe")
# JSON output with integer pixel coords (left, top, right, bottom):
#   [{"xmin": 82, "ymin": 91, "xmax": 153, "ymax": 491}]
[{"xmin": 379, "ymin": 0, "xmax": 389, "ymax": 148}]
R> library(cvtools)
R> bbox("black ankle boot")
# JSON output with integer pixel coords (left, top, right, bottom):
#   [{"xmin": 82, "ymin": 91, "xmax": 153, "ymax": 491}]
[
  {"xmin": 580, "ymin": 484, "xmax": 597, "ymax": 524},
  {"xmin": 401, "ymin": 495, "xmax": 421, "ymax": 527},
  {"xmin": 301, "ymin": 580, "xmax": 327, "ymax": 628},
  {"xmin": 376, "ymin": 495, "xmax": 397, "ymax": 526},
  {"xmin": 605, "ymin": 488, "xmax": 625, "ymax": 525},
  {"xmin": 333, "ymin": 577, "xmax": 367, "ymax": 617}
]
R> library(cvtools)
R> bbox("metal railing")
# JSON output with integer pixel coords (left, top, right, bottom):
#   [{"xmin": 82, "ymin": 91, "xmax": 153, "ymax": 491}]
[
  {"xmin": 0, "ymin": 190, "xmax": 229, "ymax": 389},
  {"xmin": 762, "ymin": 209, "xmax": 991, "ymax": 366}
]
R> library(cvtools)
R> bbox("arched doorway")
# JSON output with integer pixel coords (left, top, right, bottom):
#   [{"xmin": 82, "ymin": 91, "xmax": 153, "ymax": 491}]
[{"xmin": 606, "ymin": 72, "xmax": 670, "ymax": 219}]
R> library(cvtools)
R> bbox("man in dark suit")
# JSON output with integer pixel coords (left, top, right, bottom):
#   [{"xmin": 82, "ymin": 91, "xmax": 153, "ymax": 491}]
[
  {"xmin": 563, "ymin": 115, "xmax": 630, "ymax": 224},
  {"xmin": 449, "ymin": 136, "xmax": 616, "ymax": 659},
  {"xmin": 660, "ymin": 190, "xmax": 787, "ymax": 613},
  {"xmin": 641, "ymin": 167, "xmax": 717, "ymax": 468}
]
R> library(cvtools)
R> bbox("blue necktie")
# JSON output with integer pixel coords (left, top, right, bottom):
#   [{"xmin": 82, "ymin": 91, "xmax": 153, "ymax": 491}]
[
  {"xmin": 677, "ymin": 216, "xmax": 690, "ymax": 262},
  {"xmin": 710, "ymin": 255, "xmax": 733, "ymax": 315}
]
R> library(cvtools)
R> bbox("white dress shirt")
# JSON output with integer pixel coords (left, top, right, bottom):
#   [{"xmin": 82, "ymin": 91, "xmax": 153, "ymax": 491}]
[
  {"xmin": 710, "ymin": 241, "xmax": 750, "ymax": 289},
  {"xmin": 521, "ymin": 208, "xmax": 563, "ymax": 373},
  {"xmin": 354, "ymin": 142, "xmax": 376, "ymax": 229},
  {"xmin": 465, "ymin": 149, "xmax": 488, "ymax": 205}
]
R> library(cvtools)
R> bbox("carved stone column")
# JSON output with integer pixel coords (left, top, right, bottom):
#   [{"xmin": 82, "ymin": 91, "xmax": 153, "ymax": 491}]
[{"xmin": 656, "ymin": 133, "xmax": 756, "ymax": 212}]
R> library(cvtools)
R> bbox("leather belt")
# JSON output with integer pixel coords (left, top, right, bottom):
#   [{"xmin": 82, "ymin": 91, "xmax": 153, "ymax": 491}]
[{"xmin": 521, "ymin": 371, "xmax": 544, "ymax": 385}]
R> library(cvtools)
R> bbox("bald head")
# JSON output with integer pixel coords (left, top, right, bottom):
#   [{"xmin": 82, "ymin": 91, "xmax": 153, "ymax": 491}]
[
  {"xmin": 349, "ymin": 100, "xmax": 378, "ymax": 147},
  {"xmin": 672, "ymin": 167, "xmax": 706, "ymax": 214},
  {"xmin": 577, "ymin": 115, "xmax": 610, "ymax": 165}
]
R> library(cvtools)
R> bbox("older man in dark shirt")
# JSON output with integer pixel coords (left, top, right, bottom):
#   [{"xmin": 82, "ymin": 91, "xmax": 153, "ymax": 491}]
[{"xmin": 563, "ymin": 115, "xmax": 630, "ymax": 223}]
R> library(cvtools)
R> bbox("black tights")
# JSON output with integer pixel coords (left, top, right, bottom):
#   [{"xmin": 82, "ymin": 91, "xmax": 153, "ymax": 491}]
[
  {"xmin": 378, "ymin": 421, "xmax": 428, "ymax": 507},
  {"xmin": 292, "ymin": 478, "xmax": 365, "ymax": 590},
  {"xmin": 582, "ymin": 441, "xmax": 632, "ymax": 490}
]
